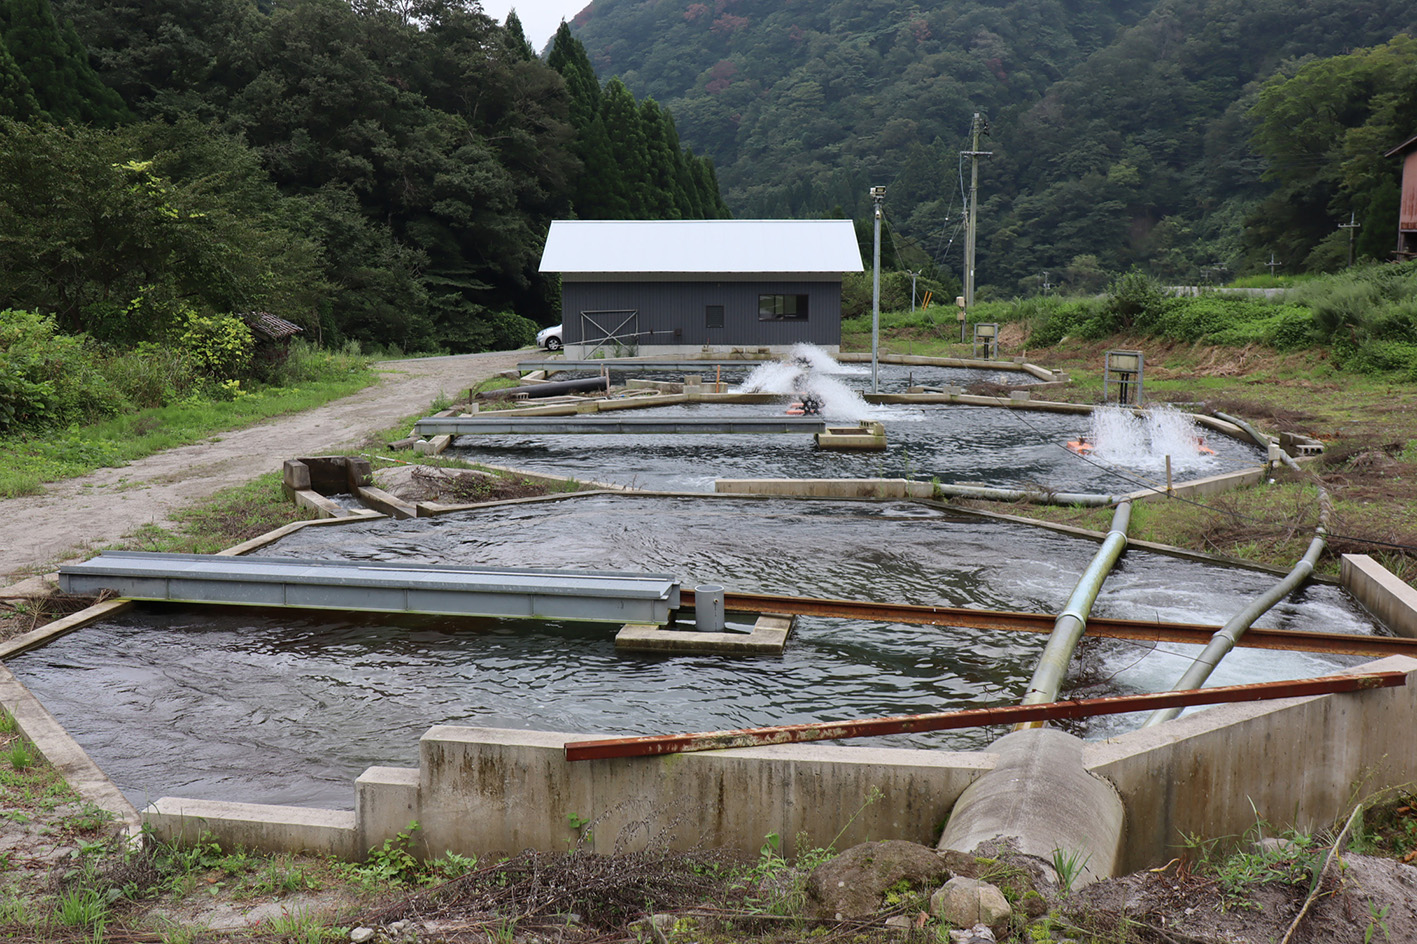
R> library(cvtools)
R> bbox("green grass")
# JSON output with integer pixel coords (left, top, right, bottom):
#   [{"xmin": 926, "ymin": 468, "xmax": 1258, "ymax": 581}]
[
  {"xmin": 122, "ymin": 473, "xmax": 316, "ymax": 556},
  {"xmin": 0, "ymin": 370, "xmax": 375, "ymax": 499}
]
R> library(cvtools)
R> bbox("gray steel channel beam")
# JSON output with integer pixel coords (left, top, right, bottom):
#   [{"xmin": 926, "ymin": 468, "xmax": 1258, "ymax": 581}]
[
  {"xmin": 414, "ymin": 416, "xmax": 827, "ymax": 436},
  {"xmin": 58, "ymin": 552, "xmax": 681, "ymax": 625}
]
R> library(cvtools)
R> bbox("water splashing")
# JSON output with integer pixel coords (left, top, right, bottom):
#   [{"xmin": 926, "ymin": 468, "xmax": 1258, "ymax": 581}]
[
  {"xmin": 737, "ymin": 344, "xmax": 894, "ymax": 421},
  {"xmin": 1086, "ymin": 405, "xmax": 1217, "ymax": 474}
]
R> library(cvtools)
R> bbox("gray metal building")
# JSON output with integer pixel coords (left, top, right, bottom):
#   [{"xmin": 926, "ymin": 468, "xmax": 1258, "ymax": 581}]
[{"xmin": 539, "ymin": 220, "xmax": 864, "ymax": 357}]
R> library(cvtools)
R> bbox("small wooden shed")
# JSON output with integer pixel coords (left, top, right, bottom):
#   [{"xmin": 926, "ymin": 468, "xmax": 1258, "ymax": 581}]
[
  {"xmin": 240, "ymin": 312, "xmax": 304, "ymax": 364},
  {"xmin": 1385, "ymin": 133, "xmax": 1417, "ymax": 261}
]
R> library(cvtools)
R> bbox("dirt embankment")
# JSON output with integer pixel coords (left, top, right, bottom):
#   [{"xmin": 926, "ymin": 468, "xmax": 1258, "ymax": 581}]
[{"xmin": 0, "ymin": 351, "xmax": 523, "ymax": 589}]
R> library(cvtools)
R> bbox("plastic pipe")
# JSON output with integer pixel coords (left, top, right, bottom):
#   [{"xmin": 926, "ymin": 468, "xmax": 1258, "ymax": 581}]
[
  {"xmin": 1142, "ymin": 430, "xmax": 1333, "ymax": 727},
  {"xmin": 932, "ymin": 484, "xmax": 1122, "ymax": 507},
  {"xmin": 1015, "ymin": 501, "xmax": 1132, "ymax": 727},
  {"xmin": 694, "ymin": 585, "xmax": 726, "ymax": 632},
  {"xmin": 1141, "ymin": 531, "xmax": 1325, "ymax": 727},
  {"xmin": 484, "ymin": 376, "xmax": 610, "ymax": 400}
]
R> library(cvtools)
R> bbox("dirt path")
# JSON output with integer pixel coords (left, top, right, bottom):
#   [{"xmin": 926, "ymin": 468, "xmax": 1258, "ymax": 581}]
[{"xmin": 0, "ymin": 351, "xmax": 524, "ymax": 588}]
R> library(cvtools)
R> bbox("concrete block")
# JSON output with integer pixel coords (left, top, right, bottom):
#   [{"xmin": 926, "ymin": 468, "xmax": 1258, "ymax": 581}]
[
  {"xmin": 1009, "ymin": 390, "xmax": 1031, "ymax": 402},
  {"xmin": 296, "ymin": 456, "xmax": 356, "ymax": 494},
  {"xmin": 357, "ymin": 766, "xmax": 421, "ymax": 858},
  {"xmin": 1342, "ymin": 555, "xmax": 1417, "ymax": 638},
  {"xmin": 145, "ymin": 797, "xmax": 357, "ymax": 859},
  {"xmin": 282, "ymin": 459, "xmax": 311, "ymax": 491},
  {"xmin": 418, "ymin": 727, "xmax": 592, "ymax": 860},
  {"xmin": 345, "ymin": 457, "xmax": 373, "ymax": 490}
]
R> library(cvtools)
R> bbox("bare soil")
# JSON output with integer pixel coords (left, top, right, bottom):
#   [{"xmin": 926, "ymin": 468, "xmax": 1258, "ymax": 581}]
[{"xmin": 0, "ymin": 351, "xmax": 523, "ymax": 588}]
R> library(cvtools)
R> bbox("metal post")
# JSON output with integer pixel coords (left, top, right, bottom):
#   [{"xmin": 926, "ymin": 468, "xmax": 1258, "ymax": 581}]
[
  {"xmin": 962, "ymin": 113, "xmax": 990, "ymax": 327},
  {"xmin": 870, "ymin": 186, "xmax": 885, "ymax": 395},
  {"xmin": 1339, "ymin": 211, "xmax": 1360, "ymax": 268}
]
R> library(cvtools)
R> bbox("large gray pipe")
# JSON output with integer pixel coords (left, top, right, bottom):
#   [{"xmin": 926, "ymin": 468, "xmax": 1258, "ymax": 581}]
[
  {"xmin": 482, "ymin": 376, "xmax": 610, "ymax": 400},
  {"xmin": 932, "ymin": 484, "xmax": 1122, "ymax": 507},
  {"xmin": 1016, "ymin": 500, "xmax": 1132, "ymax": 726},
  {"xmin": 1141, "ymin": 531, "xmax": 1325, "ymax": 727}
]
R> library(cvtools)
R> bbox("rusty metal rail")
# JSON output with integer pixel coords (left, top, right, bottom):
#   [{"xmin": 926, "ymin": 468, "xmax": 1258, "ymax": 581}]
[
  {"xmin": 564, "ymin": 671, "xmax": 1408, "ymax": 761},
  {"xmin": 680, "ymin": 589, "xmax": 1415, "ymax": 659}
]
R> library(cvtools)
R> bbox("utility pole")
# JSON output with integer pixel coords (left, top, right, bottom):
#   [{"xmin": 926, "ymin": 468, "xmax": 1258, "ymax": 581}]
[
  {"xmin": 1041, "ymin": 271, "xmax": 1054, "ymax": 295},
  {"xmin": 1266, "ymin": 253, "xmax": 1281, "ymax": 278},
  {"xmin": 962, "ymin": 113, "xmax": 991, "ymax": 342},
  {"xmin": 1339, "ymin": 212, "xmax": 1361, "ymax": 268},
  {"xmin": 910, "ymin": 270, "xmax": 921, "ymax": 311},
  {"xmin": 870, "ymin": 186, "xmax": 885, "ymax": 395}
]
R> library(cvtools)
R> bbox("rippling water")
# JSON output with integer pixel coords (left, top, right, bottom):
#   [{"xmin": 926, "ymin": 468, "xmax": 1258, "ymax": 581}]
[
  {"xmin": 9, "ymin": 497, "xmax": 1376, "ymax": 809},
  {"xmin": 447, "ymin": 401, "xmax": 1262, "ymax": 494}
]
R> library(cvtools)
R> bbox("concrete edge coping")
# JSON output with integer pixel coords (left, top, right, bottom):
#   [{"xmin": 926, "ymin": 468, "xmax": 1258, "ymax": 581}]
[
  {"xmin": 1123, "ymin": 465, "xmax": 1266, "ymax": 504},
  {"xmin": 221, "ymin": 510, "xmax": 387, "ymax": 557},
  {"xmin": 0, "ymin": 663, "xmax": 141, "ymax": 839},
  {"xmin": 416, "ymin": 487, "xmax": 628, "ymax": 517},
  {"xmin": 615, "ymin": 613, "xmax": 794, "ymax": 654},
  {"xmin": 0, "ymin": 598, "xmax": 135, "ymax": 660},
  {"xmin": 1342, "ymin": 554, "xmax": 1417, "ymax": 639},
  {"xmin": 144, "ymin": 797, "xmax": 357, "ymax": 859}
]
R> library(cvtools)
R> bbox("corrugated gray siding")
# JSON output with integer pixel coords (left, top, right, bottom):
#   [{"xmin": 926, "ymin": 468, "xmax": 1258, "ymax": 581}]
[{"xmin": 560, "ymin": 280, "xmax": 841, "ymax": 347}]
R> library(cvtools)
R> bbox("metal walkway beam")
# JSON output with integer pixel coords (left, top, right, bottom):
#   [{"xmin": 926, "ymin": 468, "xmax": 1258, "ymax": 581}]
[
  {"xmin": 414, "ymin": 416, "xmax": 826, "ymax": 436},
  {"xmin": 58, "ymin": 552, "xmax": 681, "ymax": 625}
]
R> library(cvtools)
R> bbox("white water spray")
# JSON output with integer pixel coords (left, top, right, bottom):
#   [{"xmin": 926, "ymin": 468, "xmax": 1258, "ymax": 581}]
[
  {"xmin": 737, "ymin": 344, "xmax": 908, "ymax": 422},
  {"xmin": 1086, "ymin": 404, "xmax": 1217, "ymax": 473}
]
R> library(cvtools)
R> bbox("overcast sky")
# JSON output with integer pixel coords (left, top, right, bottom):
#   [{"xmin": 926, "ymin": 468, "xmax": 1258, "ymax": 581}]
[{"xmin": 480, "ymin": 0, "xmax": 592, "ymax": 52}]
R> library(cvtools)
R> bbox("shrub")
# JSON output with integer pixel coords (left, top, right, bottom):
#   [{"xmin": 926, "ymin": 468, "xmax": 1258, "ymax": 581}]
[
  {"xmin": 1105, "ymin": 269, "xmax": 1171, "ymax": 332},
  {"xmin": 0, "ymin": 309, "xmax": 116, "ymax": 432},
  {"xmin": 179, "ymin": 310, "xmax": 254, "ymax": 381}
]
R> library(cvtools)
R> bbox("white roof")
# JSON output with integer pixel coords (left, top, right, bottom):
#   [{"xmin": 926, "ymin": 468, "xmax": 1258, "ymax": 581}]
[{"xmin": 540, "ymin": 220, "xmax": 864, "ymax": 275}]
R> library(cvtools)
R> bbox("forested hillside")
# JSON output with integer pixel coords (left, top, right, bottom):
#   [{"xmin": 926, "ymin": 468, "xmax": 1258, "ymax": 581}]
[
  {"xmin": 571, "ymin": 0, "xmax": 1417, "ymax": 292},
  {"xmin": 1, "ymin": 0, "xmax": 728, "ymax": 355}
]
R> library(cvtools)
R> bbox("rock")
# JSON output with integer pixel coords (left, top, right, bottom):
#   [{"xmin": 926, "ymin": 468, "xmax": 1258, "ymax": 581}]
[
  {"xmin": 350, "ymin": 928, "xmax": 375, "ymax": 943},
  {"xmin": 948, "ymin": 924, "xmax": 996, "ymax": 944},
  {"xmin": 631, "ymin": 913, "xmax": 678, "ymax": 944},
  {"xmin": 884, "ymin": 915, "xmax": 912, "ymax": 929},
  {"xmin": 931, "ymin": 876, "xmax": 1012, "ymax": 929},
  {"xmin": 806, "ymin": 840, "xmax": 952, "ymax": 919}
]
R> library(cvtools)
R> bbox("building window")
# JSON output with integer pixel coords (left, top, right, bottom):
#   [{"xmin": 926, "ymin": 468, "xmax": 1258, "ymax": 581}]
[
  {"xmin": 758, "ymin": 294, "xmax": 809, "ymax": 320},
  {"xmin": 706, "ymin": 304, "xmax": 724, "ymax": 329}
]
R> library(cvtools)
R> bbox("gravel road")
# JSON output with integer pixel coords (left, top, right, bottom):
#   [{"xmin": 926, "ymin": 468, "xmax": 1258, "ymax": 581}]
[{"xmin": 0, "ymin": 351, "xmax": 524, "ymax": 588}]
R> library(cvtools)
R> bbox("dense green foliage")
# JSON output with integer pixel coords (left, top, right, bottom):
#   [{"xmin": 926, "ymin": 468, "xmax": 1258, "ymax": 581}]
[
  {"xmin": 4, "ymin": 0, "xmax": 730, "ymax": 358},
  {"xmin": 1247, "ymin": 35, "xmax": 1417, "ymax": 272},
  {"xmin": 571, "ymin": 0, "xmax": 1417, "ymax": 291},
  {"xmin": 998, "ymin": 263, "xmax": 1417, "ymax": 378},
  {"xmin": 547, "ymin": 24, "xmax": 728, "ymax": 220}
]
